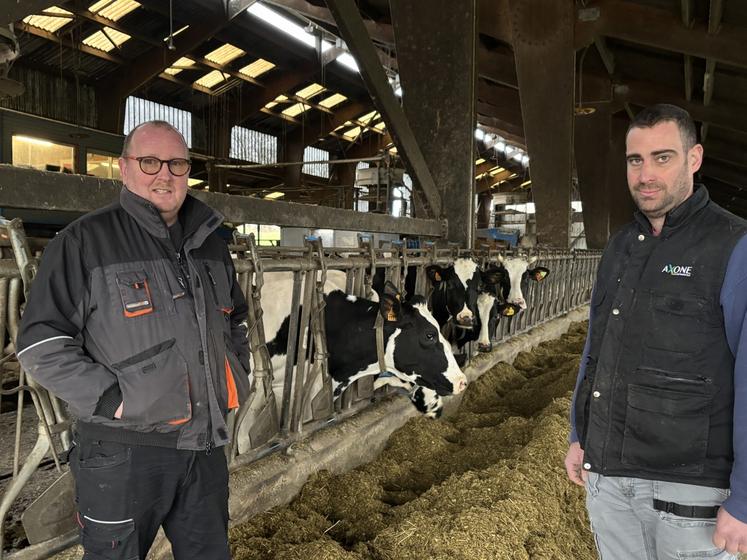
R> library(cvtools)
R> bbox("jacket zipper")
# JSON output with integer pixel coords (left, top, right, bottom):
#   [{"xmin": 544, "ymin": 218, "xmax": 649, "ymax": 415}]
[{"xmin": 204, "ymin": 263, "xmax": 219, "ymax": 306}]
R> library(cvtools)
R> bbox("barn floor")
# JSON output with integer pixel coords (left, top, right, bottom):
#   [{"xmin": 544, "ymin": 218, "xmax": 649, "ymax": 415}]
[{"xmin": 228, "ymin": 321, "xmax": 595, "ymax": 560}]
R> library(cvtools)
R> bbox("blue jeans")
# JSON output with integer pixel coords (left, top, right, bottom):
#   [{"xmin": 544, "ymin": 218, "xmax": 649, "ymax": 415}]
[{"xmin": 585, "ymin": 473, "xmax": 736, "ymax": 560}]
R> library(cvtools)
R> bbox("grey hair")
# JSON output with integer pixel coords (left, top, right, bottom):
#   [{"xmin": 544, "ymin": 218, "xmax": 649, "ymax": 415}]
[{"xmin": 121, "ymin": 120, "xmax": 189, "ymax": 157}]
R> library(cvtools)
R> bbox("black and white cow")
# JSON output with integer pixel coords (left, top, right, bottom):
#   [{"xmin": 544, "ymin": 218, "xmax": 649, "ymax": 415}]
[
  {"xmin": 482, "ymin": 255, "xmax": 550, "ymax": 311},
  {"xmin": 259, "ymin": 271, "xmax": 467, "ymax": 420},
  {"xmin": 425, "ymin": 258, "xmax": 481, "ymax": 328}
]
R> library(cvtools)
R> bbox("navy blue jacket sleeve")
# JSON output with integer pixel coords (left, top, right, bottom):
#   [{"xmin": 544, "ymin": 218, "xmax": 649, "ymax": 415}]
[
  {"xmin": 719, "ymin": 233, "xmax": 747, "ymax": 522},
  {"xmin": 569, "ymin": 291, "xmax": 594, "ymax": 444}
]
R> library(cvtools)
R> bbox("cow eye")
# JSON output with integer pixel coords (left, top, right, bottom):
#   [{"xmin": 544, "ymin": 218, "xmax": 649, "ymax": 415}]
[{"xmin": 425, "ymin": 332, "xmax": 436, "ymax": 342}]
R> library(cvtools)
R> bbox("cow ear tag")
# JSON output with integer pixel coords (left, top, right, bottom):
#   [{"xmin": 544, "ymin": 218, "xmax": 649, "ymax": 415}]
[
  {"xmin": 533, "ymin": 267, "xmax": 549, "ymax": 282},
  {"xmin": 386, "ymin": 309, "xmax": 398, "ymax": 322},
  {"xmin": 434, "ymin": 272, "xmax": 441, "ymax": 281},
  {"xmin": 502, "ymin": 306, "xmax": 516, "ymax": 317}
]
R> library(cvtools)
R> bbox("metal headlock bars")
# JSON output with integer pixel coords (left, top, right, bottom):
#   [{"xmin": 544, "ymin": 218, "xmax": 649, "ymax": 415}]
[{"xmin": 0, "ymin": 221, "xmax": 601, "ymax": 559}]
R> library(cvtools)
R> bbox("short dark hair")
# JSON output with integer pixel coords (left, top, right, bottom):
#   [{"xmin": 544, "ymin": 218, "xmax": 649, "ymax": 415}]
[
  {"xmin": 121, "ymin": 120, "xmax": 188, "ymax": 157},
  {"xmin": 627, "ymin": 104, "xmax": 698, "ymax": 152}
]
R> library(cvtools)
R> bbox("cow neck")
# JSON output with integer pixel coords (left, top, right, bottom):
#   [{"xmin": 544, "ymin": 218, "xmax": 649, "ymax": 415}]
[{"xmin": 374, "ymin": 313, "xmax": 389, "ymax": 375}]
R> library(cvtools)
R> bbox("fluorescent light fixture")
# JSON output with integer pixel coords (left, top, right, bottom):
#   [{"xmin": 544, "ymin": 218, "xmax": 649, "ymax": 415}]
[
  {"xmin": 512, "ymin": 152, "xmax": 523, "ymax": 162},
  {"xmin": 394, "ymin": 86, "xmax": 403, "ymax": 97},
  {"xmin": 474, "ymin": 129, "xmax": 485, "ymax": 141},
  {"xmin": 520, "ymin": 180, "xmax": 532, "ymax": 188},
  {"xmin": 264, "ymin": 191, "xmax": 285, "ymax": 199},
  {"xmin": 495, "ymin": 141, "xmax": 506, "ymax": 152},
  {"xmin": 521, "ymin": 155, "xmax": 530, "ymax": 166},
  {"xmin": 249, "ymin": 3, "xmax": 327, "ymax": 50},
  {"xmin": 14, "ymin": 135, "xmax": 54, "ymax": 147},
  {"xmin": 336, "ymin": 52, "xmax": 359, "ymax": 72}
]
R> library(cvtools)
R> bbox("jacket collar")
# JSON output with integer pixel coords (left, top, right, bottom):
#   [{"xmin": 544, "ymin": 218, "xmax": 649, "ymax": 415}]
[
  {"xmin": 119, "ymin": 187, "xmax": 224, "ymax": 244},
  {"xmin": 633, "ymin": 183, "xmax": 710, "ymax": 235}
]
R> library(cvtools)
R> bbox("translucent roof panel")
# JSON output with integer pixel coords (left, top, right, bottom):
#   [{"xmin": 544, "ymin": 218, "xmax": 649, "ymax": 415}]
[
  {"xmin": 195, "ymin": 70, "xmax": 229, "ymax": 89},
  {"xmin": 239, "ymin": 58, "xmax": 275, "ymax": 78},
  {"xmin": 318, "ymin": 93, "xmax": 347, "ymax": 108},
  {"xmin": 164, "ymin": 57, "xmax": 195, "ymax": 76},
  {"xmin": 89, "ymin": 0, "xmax": 140, "ymax": 21},
  {"xmin": 374, "ymin": 122, "xmax": 387, "ymax": 131},
  {"xmin": 343, "ymin": 126, "xmax": 362, "ymax": 141},
  {"xmin": 82, "ymin": 27, "xmax": 131, "ymax": 52},
  {"xmin": 357, "ymin": 110, "xmax": 379, "ymax": 124},
  {"xmin": 282, "ymin": 103, "xmax": 311, "ymax": 118},
  {"xmin": 295, "ymin": 83, "xmax": 325, "ymax": 99},
  {"xmin": 204, "ymin": 44, "xmax": 245, "ymax": 65},
  {"xmin": 23, "ymin": 6, "xmax": 74, "ymax": 33}
]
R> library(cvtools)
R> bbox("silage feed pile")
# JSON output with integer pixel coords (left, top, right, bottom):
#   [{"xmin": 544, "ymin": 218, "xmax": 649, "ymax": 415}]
[{"xmin": 229, "ymin": 322, "xmax": 596, "ymax": 560}]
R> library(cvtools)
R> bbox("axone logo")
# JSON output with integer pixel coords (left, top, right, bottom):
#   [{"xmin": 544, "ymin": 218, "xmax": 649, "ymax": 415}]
[{"xmin": 661, "ymin": 264, "xmax": 693, "ymax": 277}]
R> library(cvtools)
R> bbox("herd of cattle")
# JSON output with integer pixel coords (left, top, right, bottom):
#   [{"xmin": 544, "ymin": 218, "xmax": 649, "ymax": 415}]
[{"xmin": 257, "ymin": 256, "xmax": 550, "ymax": 420}]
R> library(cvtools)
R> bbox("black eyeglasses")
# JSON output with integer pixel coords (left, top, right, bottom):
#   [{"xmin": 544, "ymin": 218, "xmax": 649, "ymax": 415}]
[{"xmin": 123, "ymin": 156, "xmax": 191, "ymax": 177}]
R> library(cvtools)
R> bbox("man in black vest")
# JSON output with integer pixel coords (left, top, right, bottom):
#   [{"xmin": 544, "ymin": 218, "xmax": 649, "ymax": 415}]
[{"xmin": 566, "ymin": 104, "xmax": 747, "ymax": 558}]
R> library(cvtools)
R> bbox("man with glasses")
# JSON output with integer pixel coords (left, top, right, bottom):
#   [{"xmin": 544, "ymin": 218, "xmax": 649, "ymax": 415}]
[{"xmin": 17, "ymin": 120, "xmax": 251, "ymax": 559}]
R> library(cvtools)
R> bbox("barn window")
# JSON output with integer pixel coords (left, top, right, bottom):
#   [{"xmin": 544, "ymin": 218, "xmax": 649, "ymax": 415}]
[
  {"xmin": 303, "ymin": 146, "xmax": 329, "ymax": 178},
  {"xmin": 123, "ymin": 96, "xmax": 192, "ymax": 148},
  {"xmin": 230, "ymin": 127, "xmax": 278, "ymax": 164},
  {"xmin": 87, "ymin": 151, "xmax": 121, "ymax": 180},
  {"xmin": 12, "ymin": 135, "xmax": 75, "ymax": 173}
]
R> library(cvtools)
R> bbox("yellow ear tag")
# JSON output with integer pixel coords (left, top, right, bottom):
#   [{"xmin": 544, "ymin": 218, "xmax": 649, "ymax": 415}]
[
  {"xmin": 396, "ymin": 293, "xmax": 401, "ymax": 301},
  {"xmin": 387, "ymin": 310, "xmax": 397, "ymax": 322},
  {"xmin": 504, "ymin": 307, "xmax": 515, "ymax": 317},
  {"xmin": 535, "ymin": 270, "xmax": 547, "ymax": 281},
  {"xmin": 434, "ymin": 272, "xmax": 441, "ymax": 281}
]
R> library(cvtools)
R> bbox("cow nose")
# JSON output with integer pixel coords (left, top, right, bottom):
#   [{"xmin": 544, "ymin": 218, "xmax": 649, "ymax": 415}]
[
  {"xmin": 456, "ymin": 315, "xmax": 473, "ymax": 326},
  {"xmin": 512, "ymin": 298, "xmax": 527, "ymax": 310},
  {"xmin": 453, "ymin": 374, "xmax": 468, "ymax": 394},
  {"xmin": 478, "ymin": 343, "xmax": 492, "ymax": 353}
]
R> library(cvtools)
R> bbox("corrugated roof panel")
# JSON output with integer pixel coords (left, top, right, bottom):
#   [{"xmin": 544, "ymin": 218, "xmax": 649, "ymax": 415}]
[
  {"xmin": 239, "ymin": 58, "xmax": 275, "ymax": 78},
  {"xmin": 204, "ymin": 43, "xmax": 245, "ymax": 65},
  {"xmin": 194, "ymin": 70, "xmax": 229, "ymax": 89},
  {"xmin": 82, "ymin": 27, "xmax": 131, "ymax": 52},
  {"xmin": 164, "ymin": 57, "xmax": 195, "ymax": 76},
  {"xmin": 295, "ymin": 83, "xmax": 325, "ymax": 99},
  {"xmin": 282, "ymin": 103, "xmax": 310, "ymax": 117},
  {"xmin": 374, "ymin": 121, "xmax": 386, "ymax": 131},
  {"xmin": 89, "ymin": 0, "xmax": 140, "ymax": 21},
  {"xmin": 23, "ymin": 6, "xmax": 74, "ymax": 33},
  {"xmin": 318, "ymin": 93, "xmax": 347, "ymax": 108}
]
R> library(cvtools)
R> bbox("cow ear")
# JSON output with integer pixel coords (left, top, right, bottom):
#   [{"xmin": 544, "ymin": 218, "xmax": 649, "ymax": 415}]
[
  {"xmin": 426, "ymin": 265, "xmax": 444, "ymax": 285},
  {"xmin": 379, "ymin": 281, "xmax": 402, "ymax": 323},
  {"xmin": 528, "ymin": 266, "xmax": 550, "ymax": 282}
]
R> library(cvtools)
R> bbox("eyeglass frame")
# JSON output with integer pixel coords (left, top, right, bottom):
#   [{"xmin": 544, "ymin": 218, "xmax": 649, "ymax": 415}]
[{"xmin": 122, "ymin": 156, "xmax": 192, "ymax": 177}]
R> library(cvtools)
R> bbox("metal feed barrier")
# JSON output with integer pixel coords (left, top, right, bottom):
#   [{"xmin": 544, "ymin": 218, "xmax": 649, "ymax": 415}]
[{"xmin": 0, "ymin": 223, "xmax": 600, "ymax": 559}]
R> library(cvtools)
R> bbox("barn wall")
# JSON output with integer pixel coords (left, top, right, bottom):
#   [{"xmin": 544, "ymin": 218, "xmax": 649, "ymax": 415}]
[{"xmin": 1, "ymin": 66, "xmax": 97, "ymax": 129}]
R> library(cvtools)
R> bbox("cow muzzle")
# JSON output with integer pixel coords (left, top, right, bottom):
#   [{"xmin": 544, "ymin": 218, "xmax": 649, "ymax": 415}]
[
  {"xmin": 455, "ymin": 314, "xmax": 473, "ymax": 327},
  {"xmin": 477, "ymin": 342, "xmax": 492, "ymax": 353},
  {"xmin": 452, "ymin": 373, "xmax": 468, "ymax": 394}
]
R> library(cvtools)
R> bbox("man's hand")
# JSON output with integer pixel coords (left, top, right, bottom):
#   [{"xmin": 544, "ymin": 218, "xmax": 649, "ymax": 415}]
[
  {"xmin": 713, "ymin": 506, "xmax": 747, "ymax": 554},
  {"xmin": 114, "ymin": 402, "xmax": 123, "ymax": 419},
  {"xmin": 565, "ymin": 441, "xmax": 587, "ymax": 486}
]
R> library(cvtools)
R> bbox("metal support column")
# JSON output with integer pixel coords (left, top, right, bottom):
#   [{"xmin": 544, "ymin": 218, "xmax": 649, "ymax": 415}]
[
  {"xmin": 324, "ymin": 0, "xmax": 442, "ymax": 220},
  {"xmin": 575, "ymin": 110, "xmax": 611, "ymax": 248},
  {"xmin": 389, "ymin": 0, "xmax": 477, "ymax": 247},
  {"xmin": 608, "ymin": 114, "xmax": 637, "ymax": 234},
  {"xmin": 508, "ymin": 0, "xmax": 575, "ymax": 247}
]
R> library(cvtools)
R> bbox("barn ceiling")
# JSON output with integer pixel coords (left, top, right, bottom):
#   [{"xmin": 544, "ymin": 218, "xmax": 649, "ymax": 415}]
[{"xmin": 7, "ymin": 0, "xmax": 747, "ymax": 215}]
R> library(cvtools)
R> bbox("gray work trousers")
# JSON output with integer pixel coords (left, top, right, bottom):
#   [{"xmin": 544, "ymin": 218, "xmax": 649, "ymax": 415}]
[{"xmin": 585, "ymin": 472, "xmax": 737, "ymax": 560}]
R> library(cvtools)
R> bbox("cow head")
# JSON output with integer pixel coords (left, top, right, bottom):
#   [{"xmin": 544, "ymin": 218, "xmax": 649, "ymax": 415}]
[
  {"xmin": 426, "ymin": 258, "xmax": 480, "ymax": 328},
  {"xmin": 489, "ymin": 255, "xmax": 550, "ymax": 311},
  {"xmin": 380, "ymin": 281, "xmax": 468, "ymax": 396}
]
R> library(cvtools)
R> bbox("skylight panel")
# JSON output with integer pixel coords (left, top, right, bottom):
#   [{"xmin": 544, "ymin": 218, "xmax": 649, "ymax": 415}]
[
  {"xmin": 295, "ymin": 83, "xmax": 325, "ymax": 99},
  {"xmin": 318, "ymin": 93, "xmax": 347, "ymax": 109},
  {"xmin": 204, "ymin": 44, "xmax": 245, "ymax": 65},
  {"xmin": 23, "ymin": 6, "xmax": 73, "ymax": 33},
  {"xmin": 82, "ymin": 27, "xmax": 131, "ymax": 52},
  {"xmin": 343, "ymin": 126, "xmax": 362, "ymax": 141},
  {"xmin": 195, "ymin": 70, "xmax": 229, "ymax": 89},
  {"xmin": 282, "ymin": 103, "xmax": 311, "ymax": 118},
  {"xmin": 164, "ymin": 57, "xmax": 195, "ymax": 76},
  {"xmin": 239, "ymin": 58, "xmax": 275, "ymax": 78},
  {"xmin": 357, "ymin": 110, "xmax": 379, "ymax": 124},
  {"xmin": 89, "ymin": 0, "xmax": 140, "ymax": 21}
]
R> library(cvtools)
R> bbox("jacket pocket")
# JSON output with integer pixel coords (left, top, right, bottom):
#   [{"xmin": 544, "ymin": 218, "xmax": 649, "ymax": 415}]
[
  {"xmin": 112, "ymin": 339, "xmax": 192, "ymax": 427},
  {"xmin": 645, "ymin": 292, "xmax": 720, "ymax": 354},
  {"xmin": 223, "ymin": 333, "xmax": 251, "ymax": 411},
  {"xmin": 116, "ymin": 270, "xmax": 154, "ymax": 318},
  {"xmin": 621, "ymin": 382, "xmax": 711, "ymax": 474}
]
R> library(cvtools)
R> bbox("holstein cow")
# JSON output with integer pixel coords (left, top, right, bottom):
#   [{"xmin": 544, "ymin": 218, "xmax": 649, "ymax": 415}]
[
  {"xmin": 259, "ymin": 271, "xmax": 467, "ymax": 420},
  {"xmin": 425, "ymin": 258, "xmax": 481, "ymax": 329},
  {"xmin": 482, "ymin": 255, "xmax": 550, "ymax": 312}
]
